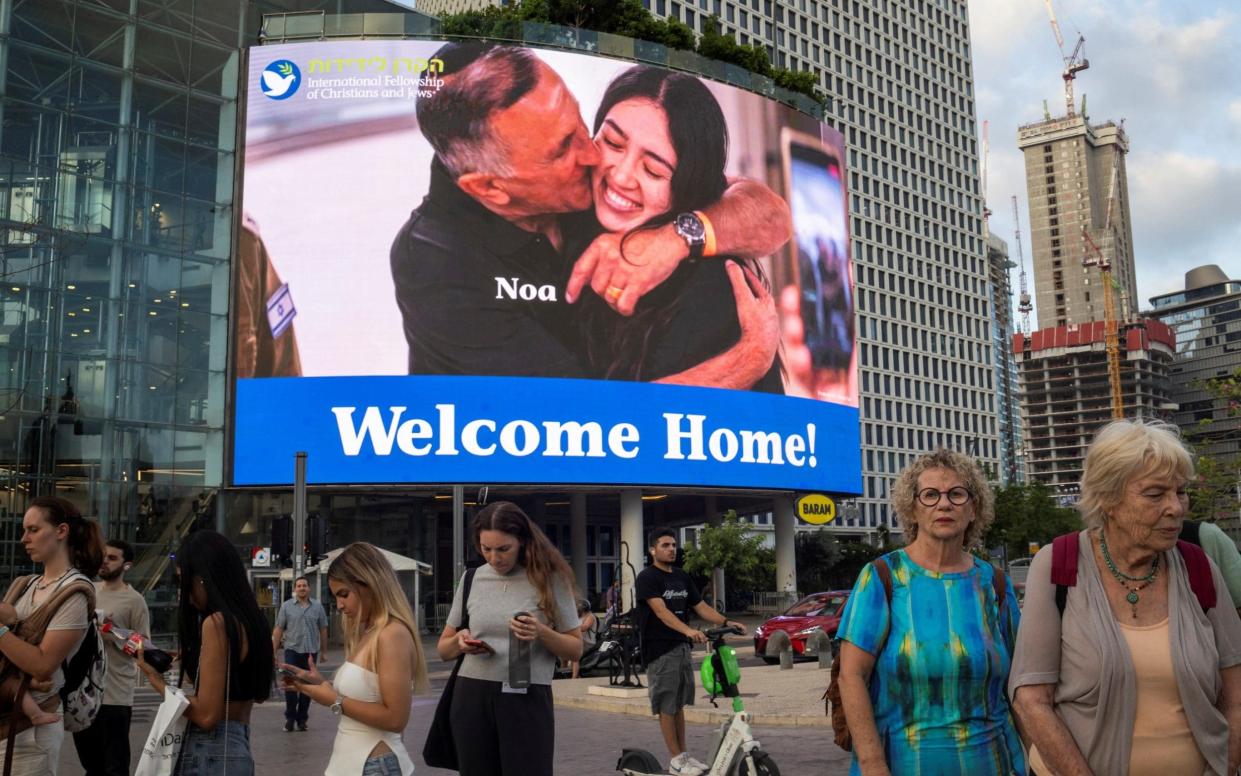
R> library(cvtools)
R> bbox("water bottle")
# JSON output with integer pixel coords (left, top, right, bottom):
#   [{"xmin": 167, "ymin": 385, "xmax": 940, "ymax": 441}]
[
  {"xmin": 508, "ymin": 610, "xmax": 531, "ymax": 689},
  {"xmin": 101, "ymin": 621, "xmax": 174, "ymax": 673}
]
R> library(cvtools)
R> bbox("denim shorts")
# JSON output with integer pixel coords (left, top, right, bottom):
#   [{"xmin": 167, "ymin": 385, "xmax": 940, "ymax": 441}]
[
  {"xmin": 360, "ymin": 752, "xmax": 403, "ymax": 775},
  {"xmin": 174, "ymin": 720, "xmax": 253, "ymax": 776}
]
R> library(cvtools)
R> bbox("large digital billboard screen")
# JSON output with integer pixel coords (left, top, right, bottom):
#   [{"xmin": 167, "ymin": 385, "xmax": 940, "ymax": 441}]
[{"xmin": 234, "ymin": 40, "xmax": 859, "ymax": 492}]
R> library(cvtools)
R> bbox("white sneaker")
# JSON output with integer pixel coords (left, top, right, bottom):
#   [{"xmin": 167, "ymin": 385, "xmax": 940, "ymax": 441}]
[
  {"xmin": 669, "ymin": 753, "xmax": 706, "ymax": 776},
  {"xmin": 684, "ymin": 754, "xmax": 710, "ymax": 772}
]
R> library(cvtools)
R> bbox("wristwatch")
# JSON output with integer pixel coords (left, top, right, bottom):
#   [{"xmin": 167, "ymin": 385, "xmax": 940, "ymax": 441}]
[
  {"xmin": 330, "ymin": 695, "xmax": 344, "ymax": 716},
  {"xmin": 674, "ymin": 212, "xmax": 707, "ymax": 260}
]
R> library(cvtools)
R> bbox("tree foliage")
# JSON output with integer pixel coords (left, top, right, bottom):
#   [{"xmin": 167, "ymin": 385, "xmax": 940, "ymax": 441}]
[
  {"xmin": 793, "ymin": 529, "xmax": 840, "ymax": 593},
  {"xmin": 984, "ymin": 480, "xmax": 1083, "ymax": 561},
  {"xmin": 435, "ymin": 1, "xmax": 824, "ymax": 105},
  {"xmin": 1186, "ymin": 367, "xmax": 1241, "ymax": 524},
  {"xmin": 682, "ymin": 512, "xmax": 773, "ymax": 595}
]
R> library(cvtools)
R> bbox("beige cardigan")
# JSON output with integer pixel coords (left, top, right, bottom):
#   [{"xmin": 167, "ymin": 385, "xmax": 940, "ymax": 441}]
[{"xmin": 1010, "ymin": 530, "xmax": 1241, "ymax": 775}]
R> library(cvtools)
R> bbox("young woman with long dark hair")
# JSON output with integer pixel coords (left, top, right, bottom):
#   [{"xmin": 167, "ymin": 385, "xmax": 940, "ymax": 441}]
[
  {"xmin": 137, "ymin": 529, "xmax": 273, "ymax": 775},
  {"xmin": 436, "ymin": 501, "xmax": 580, "ymax": 776},
  {"xmin": 0, "ymin": 496, "xmax": 103, "ymax": 774},
  {"xmin": 578, "ymin": 66, "xmax": 784, "ymax": 391},
  {"xmin": 281, "ymin": 542, "xmax": 429, "ymax": 775}
]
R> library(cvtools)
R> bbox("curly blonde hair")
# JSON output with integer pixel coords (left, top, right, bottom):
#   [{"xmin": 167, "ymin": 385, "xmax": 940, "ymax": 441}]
[{"xmin": 891, "ymin": 448, "xmax": 994, "ymax": 548}]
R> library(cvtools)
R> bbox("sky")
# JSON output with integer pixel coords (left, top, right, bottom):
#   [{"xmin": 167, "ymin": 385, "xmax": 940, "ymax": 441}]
[{"xmin": 967, "ymin": 0, "xmax": 1241, "ymax": 318}]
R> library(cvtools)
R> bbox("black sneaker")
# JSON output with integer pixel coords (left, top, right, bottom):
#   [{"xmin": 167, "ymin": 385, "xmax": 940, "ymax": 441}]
[
  {"xmin": 297, "ymin": 722, "xmax": 308, "ymax": 732},
  {"xmin": 284, "ymin": 720, "xmax": 294, "ymax": 732}
]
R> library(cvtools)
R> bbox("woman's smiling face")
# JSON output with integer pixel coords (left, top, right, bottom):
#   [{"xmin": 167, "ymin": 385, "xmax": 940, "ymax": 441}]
[{"xmin": 591, "ymin": 98, "xmax": 677, "ymax": 234}]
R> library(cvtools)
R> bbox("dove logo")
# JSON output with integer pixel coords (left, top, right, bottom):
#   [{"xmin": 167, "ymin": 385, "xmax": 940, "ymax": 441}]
[{"xmin": 261, "ymin": 60, "xmax": 301, "ymax": 101}]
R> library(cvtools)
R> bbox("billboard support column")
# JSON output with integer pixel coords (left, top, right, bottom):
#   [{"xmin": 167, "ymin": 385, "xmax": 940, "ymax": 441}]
[
  {"xmin": 619, "ymin": 490, "xmax": 644, "ymax": 614},
  {"xmin": 293, "ymin": 452, "xmax": 307, "ymax": 579},
  {"xmin": 453, "ymin": 485, "xmax": 464, "ymax": 588},
  {"xmin": 705, "ymin": 496, "xmax": 725, "ymax": 614},
  {"xmin": 570, "ymin": 494, "xmax": 587, "ymax": 596},
  {"xmin": 774, "ymin": 496, "xmax": 797, "ymax": 594}
]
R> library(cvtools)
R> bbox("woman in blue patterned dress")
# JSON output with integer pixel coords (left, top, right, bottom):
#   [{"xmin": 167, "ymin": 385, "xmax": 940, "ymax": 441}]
[{"xmin": 836, "ymin": 449, "xmax": 1025, "ymax": 776}]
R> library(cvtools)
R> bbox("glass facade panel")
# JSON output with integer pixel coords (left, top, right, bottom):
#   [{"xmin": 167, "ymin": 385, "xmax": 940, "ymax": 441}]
[{"xmin": 1, "ymin": 0, "xmax": 241, "ymax": 610}]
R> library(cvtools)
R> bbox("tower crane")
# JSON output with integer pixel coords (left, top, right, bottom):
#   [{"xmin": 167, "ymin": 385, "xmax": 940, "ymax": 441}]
[
  {"xmin": 1043, "ymin": 0, "xmax": 1089, "ymax": 117},
  {"xmin": 982, "ymin": 120, "xmax": 992, "ymax": 228},
  {"xmin": 1081, "ymin": 136, "xmax": 1126, "ymax": 419},
  {"xmin": 1011, "ymin": 196, "xmax": 1032, "ymax": 334}
]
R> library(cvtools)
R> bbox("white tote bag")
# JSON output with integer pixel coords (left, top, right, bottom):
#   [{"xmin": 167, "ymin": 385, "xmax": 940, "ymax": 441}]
[{"xmin": 133, "ymin": 686, "xmax": 190, "ymax": 776}]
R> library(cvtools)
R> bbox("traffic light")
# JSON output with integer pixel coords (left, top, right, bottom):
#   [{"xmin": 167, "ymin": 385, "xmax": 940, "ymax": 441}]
[
  {"xmin": 270, "ymin": 514, "xmax": 293, "ymax": 564},
  {"xmin": 307, "ymin": 512, "xmax": 329, "ymax": 563}
]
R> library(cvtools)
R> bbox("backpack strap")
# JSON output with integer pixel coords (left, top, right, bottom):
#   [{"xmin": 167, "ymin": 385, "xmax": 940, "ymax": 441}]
[
  {"xmin": 1050, "ymin": 533, "xmax": 1080, "ymax": 617},
  {"xmin": 990, "ymin": 563, "xmax": 1008, "ymax": 625},
  {"xmin": 1177, "ymin": 540, "xmax": 1217, "ymax": 614},
  {"xmin": 872, "ymin": 556, "xmax": 893, "ymax": 604},
  {"xmin": 459, "ymin": 566, "xmax": 477, "ymax": 632}
]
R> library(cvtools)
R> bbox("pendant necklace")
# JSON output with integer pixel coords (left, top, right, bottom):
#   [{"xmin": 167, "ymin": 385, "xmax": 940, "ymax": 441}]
[
  {"xmin": 34, "ymin": 569, "xmax": 72, "ymax": 591},
  {"xmin": 1100, "ymin": 532, "xmax": 1159, "ymax": 618}
]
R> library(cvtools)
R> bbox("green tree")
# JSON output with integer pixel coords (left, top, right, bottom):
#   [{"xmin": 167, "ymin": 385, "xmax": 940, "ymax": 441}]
[
  {"xmin": 794, "ymin": 529, "xmax": 841, "ymax": 593},
  {"xmin": 984, "ymin": 480, "xmax": 1082, "ymax": 561},
  {"xmin": 682, "ymin": 512, "xmax": 770, "ymax": 596},
  {"xmin": 1186, "ymin": 367, "xmax": 1241, "ymax": 524}
]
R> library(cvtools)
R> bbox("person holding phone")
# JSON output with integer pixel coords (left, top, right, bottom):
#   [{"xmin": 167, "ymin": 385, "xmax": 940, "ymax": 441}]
[
  {"xmin": 436, "ymin": 502, "xmax": 581, "ymax": 776},
  {"xmin": 280, "ymin": 542, "xmax": 429, "ymax": 776}
]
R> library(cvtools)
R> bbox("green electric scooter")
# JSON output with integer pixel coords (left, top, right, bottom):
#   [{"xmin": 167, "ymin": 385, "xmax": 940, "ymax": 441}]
[{"xmin": 616, "ymin": 626, "xmax": 780, "ymax": 776}]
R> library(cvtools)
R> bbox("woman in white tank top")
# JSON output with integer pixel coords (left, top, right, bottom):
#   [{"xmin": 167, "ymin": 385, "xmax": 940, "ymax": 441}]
[{"xmin": 281, "ymin": 543, "xmax": 429, "ymax": 775}]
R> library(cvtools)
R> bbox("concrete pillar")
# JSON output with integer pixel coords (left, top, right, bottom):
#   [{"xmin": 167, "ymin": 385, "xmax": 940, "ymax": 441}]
[
  {"xmin": 619, "ymin": 489, "xmax": 644, "ymax": 614},
  {"xmin": 774, "ymin": 496, "xmax": 797, "ymax": 594},
  {"xmin": 570, "ymin": 493, "xmax": 588, "ymax": 596},
  {"xmin": 705, "ymin": 496, "xmax": 725, "ymax": 613}
]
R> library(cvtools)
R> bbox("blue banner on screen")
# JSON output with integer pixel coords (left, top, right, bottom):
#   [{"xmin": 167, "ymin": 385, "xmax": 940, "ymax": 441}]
[{"xmin": 234, "ymin": 376, "xmax": 860, "ymax": 492}]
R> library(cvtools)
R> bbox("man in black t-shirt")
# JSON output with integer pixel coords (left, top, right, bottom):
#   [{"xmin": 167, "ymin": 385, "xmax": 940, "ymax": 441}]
[{"xmin": 636, "ymin": 528, "xmax": 746, "ymax": 776}]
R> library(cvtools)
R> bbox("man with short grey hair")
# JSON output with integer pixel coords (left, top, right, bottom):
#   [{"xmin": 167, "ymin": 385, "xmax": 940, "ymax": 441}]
[{"xmin": 390, "ymin": 41, "xmax": 790, "ymax": 384}]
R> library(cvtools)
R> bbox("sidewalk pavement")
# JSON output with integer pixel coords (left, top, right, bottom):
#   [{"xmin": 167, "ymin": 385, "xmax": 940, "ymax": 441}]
[{"xmin": 552, "ymin": 644, "xmax": 832, "ymax": 728}]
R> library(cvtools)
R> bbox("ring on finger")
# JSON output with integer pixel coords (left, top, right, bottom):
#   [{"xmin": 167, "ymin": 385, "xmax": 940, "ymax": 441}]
[{"xmin": 605, "ymin": 285, "xmax": 624, "ymax": 301}]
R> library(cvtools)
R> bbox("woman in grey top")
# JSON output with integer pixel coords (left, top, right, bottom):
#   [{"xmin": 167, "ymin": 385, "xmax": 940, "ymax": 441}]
[
  {"xmin": 1010, "ymin": 419, "xmax": 1241, "ymax": 775},
  {"xmin": 437, "ymin": 501, "xmax": 581, "ymax": 776}
]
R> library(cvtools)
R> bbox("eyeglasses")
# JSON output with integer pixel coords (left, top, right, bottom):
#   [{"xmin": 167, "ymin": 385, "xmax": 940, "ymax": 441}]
[{"xmin": 917, "ymin": 487, "xmax": 973, "ymax": 507}]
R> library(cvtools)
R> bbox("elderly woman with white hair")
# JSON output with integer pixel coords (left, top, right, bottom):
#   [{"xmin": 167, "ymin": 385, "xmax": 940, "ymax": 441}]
[{"xmin": 1011, "ymin": 419, "xmax": 1241, "ymax": 776}]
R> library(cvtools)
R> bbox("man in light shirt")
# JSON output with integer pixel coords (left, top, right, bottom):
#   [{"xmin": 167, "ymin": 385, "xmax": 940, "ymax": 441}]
[{"xmin": 272, "ymin": 575, "xmax": 328, "ymax": 731}]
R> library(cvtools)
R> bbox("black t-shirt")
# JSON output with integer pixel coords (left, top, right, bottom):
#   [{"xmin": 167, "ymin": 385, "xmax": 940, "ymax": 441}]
[
  {"xmin": 635, "ymin": 565, "xmax": 702, "ymax": 663},
  {"xmin": 389, "ymin": 160, "xmax": 586, "ymax": 377}
]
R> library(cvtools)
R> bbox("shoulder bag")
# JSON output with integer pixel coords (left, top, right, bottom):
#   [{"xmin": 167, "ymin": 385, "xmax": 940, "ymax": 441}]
[{"xmin": 422, "ymin": 567, "xmax": 477, "ymax": 770}]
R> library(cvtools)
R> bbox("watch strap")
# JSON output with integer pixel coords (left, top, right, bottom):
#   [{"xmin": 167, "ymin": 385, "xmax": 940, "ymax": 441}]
[{"xmin": 694, "ymin": 210, "xmax": 717, "ymax": 257}]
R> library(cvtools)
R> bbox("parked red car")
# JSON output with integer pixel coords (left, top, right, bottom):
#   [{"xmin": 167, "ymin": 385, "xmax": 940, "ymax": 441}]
[{"xmin": 753, "ymin": 591, "xmax": 851, "ymax": 662}]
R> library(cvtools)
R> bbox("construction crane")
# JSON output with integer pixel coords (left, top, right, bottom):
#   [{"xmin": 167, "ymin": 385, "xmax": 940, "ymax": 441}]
[
  {"xmin": 1081, "ymin": 137, "xmax": 1126, "ymax": 419},
  {"xmin": 1011, "ymin": 196, "xmax": 1032, "ymax": 334},
  {"xmin": 1044, "ymin": 0, "xmax": 1089, "ymax": 117},
  {"xmin": 982, "ymin": 120, "xmax": 992, "ymax": 228}
]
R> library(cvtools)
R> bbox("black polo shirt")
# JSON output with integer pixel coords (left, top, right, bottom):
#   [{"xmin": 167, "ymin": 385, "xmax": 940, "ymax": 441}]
[{"xmin": 389, "ymin": 161, "xmax": 586, "ymax": 377}]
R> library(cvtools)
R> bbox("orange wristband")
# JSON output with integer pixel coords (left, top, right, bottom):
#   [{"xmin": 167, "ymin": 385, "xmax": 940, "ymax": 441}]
[{"xmin": 694, "ymin": 210, "xmax": 717, "ymax": 257}]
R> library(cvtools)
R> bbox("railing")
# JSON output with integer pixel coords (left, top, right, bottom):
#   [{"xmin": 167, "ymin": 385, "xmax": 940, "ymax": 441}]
[
  {"xmin": 258, "ymin": 12, "xmax": 826, "ymax": 120},
  {"xmin": 748, "ymin": 590, "xmax": 801, "ymax": 616}
]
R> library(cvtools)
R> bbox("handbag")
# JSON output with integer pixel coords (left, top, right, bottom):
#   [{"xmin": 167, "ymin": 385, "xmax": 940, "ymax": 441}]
[
  {"xmin": 422, "ymin": 567, "xmax": 477, "ymax": 770},
  {"xmin": 133, "ymin": 686, "xmax": 190, "ymax": 776}
]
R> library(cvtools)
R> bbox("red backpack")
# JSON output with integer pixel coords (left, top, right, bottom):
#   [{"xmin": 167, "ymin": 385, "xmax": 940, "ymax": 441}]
[{"xmin": 1049, "ymin": 532, "xmax": 1216, "ymax": 615}]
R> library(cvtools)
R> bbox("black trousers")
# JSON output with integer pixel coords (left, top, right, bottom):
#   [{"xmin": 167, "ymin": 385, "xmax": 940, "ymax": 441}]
[
  {"xmin": 283, "ymin": 649, "xmax": 316, "ymax": 723},
  {"xmin": 72, "ymin": 703, "xmax": 132, "ymax": 776},
  {"xmin": 448, "ymin": 676, "xmax": 554, "ymax": 776}
]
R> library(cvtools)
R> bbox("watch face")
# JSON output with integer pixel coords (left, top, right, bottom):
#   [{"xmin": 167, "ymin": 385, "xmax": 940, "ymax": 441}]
[{"xmin": 675, "ymin": 213, "xmax": 706, "ymax": 242}]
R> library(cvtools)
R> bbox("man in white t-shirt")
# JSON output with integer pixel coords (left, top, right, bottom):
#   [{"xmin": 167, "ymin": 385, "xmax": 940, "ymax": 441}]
[{"xmin": 72, "ymin": 539, "xmax": 150, "ymax": 776}]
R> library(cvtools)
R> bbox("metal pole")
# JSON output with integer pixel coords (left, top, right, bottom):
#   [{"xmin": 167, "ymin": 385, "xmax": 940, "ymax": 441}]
[
  {"xmin": 293, "ymin": 452, "xmax": 307, "ymax": 579},
  {"xmin": 452, "ymin": 484, "xmax": 464, "ymax": 586}
]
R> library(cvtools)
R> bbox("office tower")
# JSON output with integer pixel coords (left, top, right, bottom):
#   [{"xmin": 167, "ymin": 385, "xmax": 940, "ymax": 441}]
[
  {"xmin": 987, "ymin": 234, "xmax": 1023, "ymax": 483},
  {"xmin": 420, "ymin": 0, "xmax": 1003, "ymax": 537},
  {"xmin": 1017, "ymin": 116, "xmax": 1138, "ymax": 330},
  {"xmin": 1015, "ymin": 319, "xmax": 1177, "ymax": 492},
  {"xmin": 1149, "ymin": 265, "xmax": 1241, "ymax": 466}
]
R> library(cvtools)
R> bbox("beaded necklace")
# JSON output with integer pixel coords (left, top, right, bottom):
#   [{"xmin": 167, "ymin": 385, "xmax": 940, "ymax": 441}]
[{"xmin": 1100, "ymin": 532, "xmax": 1159, "ymax": 618}]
